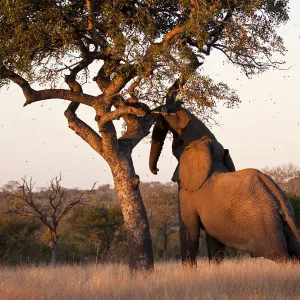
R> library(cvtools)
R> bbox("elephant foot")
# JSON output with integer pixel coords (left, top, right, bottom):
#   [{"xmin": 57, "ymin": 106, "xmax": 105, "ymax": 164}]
[
  {"xmin": 206, "ymin": 233, "xmax": 225, "ymax": 264},
  {"xmin": 209, "ymin": 250, "xmax": 225, "ymax": 264},
  {"xmin": 182, "ymin": 259, "xmax": 197, "ymax": 268}
]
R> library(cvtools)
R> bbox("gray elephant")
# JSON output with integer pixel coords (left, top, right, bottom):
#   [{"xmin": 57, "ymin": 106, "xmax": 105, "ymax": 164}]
[{"xmin": 149, "ymin": 103, "xmax": 300, "ymax": 264}]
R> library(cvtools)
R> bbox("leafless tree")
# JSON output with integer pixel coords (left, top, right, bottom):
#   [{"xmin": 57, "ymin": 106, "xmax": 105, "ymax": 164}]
[
  {"xmin": 142, "ymin": 183, "xmax": 178, "ymax": 259},
  {"xmin": 6, "ymin": 175, "xmax": 95, "ymax": 265}
]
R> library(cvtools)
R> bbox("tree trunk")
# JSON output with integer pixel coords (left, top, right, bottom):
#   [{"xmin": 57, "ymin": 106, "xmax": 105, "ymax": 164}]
[
  {"xmin": 110, "ymin": 155, "xmax": 154, "ymax": 271},
  {"xmin": 163, "ymin": 223, "xmax": 168, "ymax": 260},
  {"xmin": 49, "ymin": 230, "xmax": 58, "ymax": 266},
  {"xmin": 95, "ymin": 246, "xmax": 100, "ymax": 270}
]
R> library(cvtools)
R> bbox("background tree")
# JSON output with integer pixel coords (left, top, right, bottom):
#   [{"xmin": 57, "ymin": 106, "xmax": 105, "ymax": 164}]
[
  {"xmin": 0, "ymin": 0, "xmax": 289, "ymax": 270},
  {"xmin": 142, "ymin": 182, "xmax": 178, "ymax": 259},
  {"xmin": 263, "ymin": 164, "xmax": 300, "ymax": 195},
  {"xmin": 68, "ymin": 204, "xmax": 125, "ymax": 265},
  {"xmin": 6, "ymin": 176, "xmax": 94, "ymax": 265},
  {"xmin": 285, "ymin": 193, "xmax": 300, "ymax": 228},
  {"xmin": 0, "ymin": 216, "xmax": 44, "ymax": 265},
  {"xmin": 263, "ymin": 163, "xmax": 300, "ymax": 229}
]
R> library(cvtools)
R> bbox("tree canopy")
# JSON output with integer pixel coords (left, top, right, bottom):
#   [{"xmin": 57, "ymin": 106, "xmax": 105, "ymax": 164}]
[{"xmin": 0, "ymin": 0, "xmax": 289, "ymax": 116}]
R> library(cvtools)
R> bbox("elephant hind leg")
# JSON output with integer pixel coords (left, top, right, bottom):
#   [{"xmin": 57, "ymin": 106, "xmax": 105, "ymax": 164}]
[
  {"xmin": 262, "ymin": 234, "xmax": 290, "ymax": 262},
  {"xmin": 206, "ymin": 233, "xmax": 225, "ymax": 263},
  {"xmin": 284, "ymin": 222, "xmax": 300, "ymax": 260}
]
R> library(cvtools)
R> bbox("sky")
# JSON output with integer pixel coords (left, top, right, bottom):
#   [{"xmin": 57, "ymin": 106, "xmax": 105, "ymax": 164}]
[{"xmin": 1, "ymin": 1, "xmax": 300, "ymax": 189}]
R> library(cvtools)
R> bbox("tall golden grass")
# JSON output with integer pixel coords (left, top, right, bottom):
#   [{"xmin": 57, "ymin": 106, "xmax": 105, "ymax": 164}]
[{"xmin": 0, "ymin": 258, "xmax": 299, "ymax": 299}]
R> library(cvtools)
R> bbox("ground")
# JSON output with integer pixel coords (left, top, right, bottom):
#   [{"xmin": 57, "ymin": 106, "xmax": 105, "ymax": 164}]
[{"xmin": 0, "ymin": 259, "xmax": 299, "ymax": 299}]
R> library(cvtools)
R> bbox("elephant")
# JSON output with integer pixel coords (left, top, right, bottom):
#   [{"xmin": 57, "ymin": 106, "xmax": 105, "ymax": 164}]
[{"xmin": 149, "ymin": 102, "xmax": 300, "ymax": 264}]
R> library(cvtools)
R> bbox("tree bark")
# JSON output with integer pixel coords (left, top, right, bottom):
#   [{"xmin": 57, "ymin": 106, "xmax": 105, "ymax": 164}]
[
  {"xmin": 110, "ymin": 155, "xmax": 154, "ymax": 271},
  {"xmin": 95, "ymin": 245, "xmax": 99, "ymax": 269},
  {"xmin": 163, "ymin": 223, "xmax": 168, "ymax": 260},
  {"xmin": 49, "ymin": 230, "xmax": 58, "ymax": 266}
]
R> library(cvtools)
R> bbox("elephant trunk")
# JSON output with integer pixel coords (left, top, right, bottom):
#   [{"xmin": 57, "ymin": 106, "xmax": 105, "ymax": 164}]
[{"xmin": 149, "ymin": 118, "xmax": 168, "ymax": 174}]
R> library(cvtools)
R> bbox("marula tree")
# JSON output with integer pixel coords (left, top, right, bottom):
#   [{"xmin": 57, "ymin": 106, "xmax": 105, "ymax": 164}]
[{"xmin": 0, "ymin": 0, "xmax": 289, "ymax": 270}]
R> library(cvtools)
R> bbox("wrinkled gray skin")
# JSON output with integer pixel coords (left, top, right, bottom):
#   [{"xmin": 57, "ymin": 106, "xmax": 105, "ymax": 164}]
[{"xmin": 149, "ymin": 103, "xmax": 300, "ymax": 264}]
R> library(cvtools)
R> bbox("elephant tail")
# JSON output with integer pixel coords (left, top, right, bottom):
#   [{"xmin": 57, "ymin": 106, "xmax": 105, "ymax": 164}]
[
  {"xmin": 259, "ymin": 173, "xmax": 300, "ymax": 248},
  {"xmin": 283, "ymin": 218, "xmax": 300, "ymax": 258},
  {"xmin": 285, "ymin": 217, "xmax": 300, "ymax": 242}
]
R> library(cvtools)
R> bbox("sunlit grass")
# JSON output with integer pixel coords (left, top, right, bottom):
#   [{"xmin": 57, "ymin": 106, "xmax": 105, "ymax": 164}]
[{"xmin": 0, "ymin": 258, "xmax": 299, "ymax": 299}]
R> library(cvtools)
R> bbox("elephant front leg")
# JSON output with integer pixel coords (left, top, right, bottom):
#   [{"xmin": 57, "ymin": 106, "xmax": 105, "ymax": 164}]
[
  {"xmin": 179, "ymin": 207, "xmax": 200, "ymax": 266},
  {"xmin": 206, "ymin": 233, "xmax": 225, "ymax": 263}
]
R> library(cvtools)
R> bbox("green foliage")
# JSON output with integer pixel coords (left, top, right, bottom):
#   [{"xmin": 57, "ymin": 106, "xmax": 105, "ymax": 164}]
[
  {"xmin": 1, "ymin": 179, "xmax": 299, "ymax": 265},
  {"xmin": 0, "ymin": 0, "xmax": 289, "ymax": 114},
  {"xmin": 0, "ymin": 215, "xmax": 48, "ymax": 265},
  {"xmin": 68, "ymin": 204, "xmax": 126, "ymax": 262},
  {"xmin": 286, "ymin": 192, "xmax": 300, "ymax": 228}
]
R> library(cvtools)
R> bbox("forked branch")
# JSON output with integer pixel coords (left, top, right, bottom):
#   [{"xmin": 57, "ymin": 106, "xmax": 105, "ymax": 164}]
[
  {"xmin": 3, "ymin": 68, "xmax": 96, "ymax": 107},
  {"xmin": 6, "ymin": 176, "xmax": 95, "ymax": 231}
]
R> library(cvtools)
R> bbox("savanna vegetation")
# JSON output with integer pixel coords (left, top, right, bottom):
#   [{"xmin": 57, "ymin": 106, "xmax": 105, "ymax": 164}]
[
  {"xmin": 0, "ymin": 164, "xmax": 299, "ymax": 266},
  {"xmin": 0, "ymin": 0, "xmax": 290, "ymax": 270},
  {"xmin": 0, "ymin": 260, "xmax": 300, "ymax": 300}
]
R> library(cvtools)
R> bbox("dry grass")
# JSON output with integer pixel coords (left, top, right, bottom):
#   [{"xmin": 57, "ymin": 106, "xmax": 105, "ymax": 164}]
[{"xmin": 0, "ymin": 259, "xmax": 299, "ymax": 300}]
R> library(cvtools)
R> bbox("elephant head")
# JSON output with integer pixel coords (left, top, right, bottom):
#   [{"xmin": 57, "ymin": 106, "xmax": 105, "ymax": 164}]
[
  {"xmin": 149, "ymin": 102, "xmax": 193, "ymax": 175},
  {"xmin": 149, "ymin": 103, "xmax": 235, "ymax": 191}
]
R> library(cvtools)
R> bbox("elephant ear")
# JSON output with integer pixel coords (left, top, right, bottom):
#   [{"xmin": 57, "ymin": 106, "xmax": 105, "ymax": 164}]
[{"xmin": 179, "ymin": 140, "xmax": 212, "ymax": 192}]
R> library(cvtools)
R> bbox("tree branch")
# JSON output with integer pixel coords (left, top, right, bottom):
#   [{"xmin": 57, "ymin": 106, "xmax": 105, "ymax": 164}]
[
  {"xmin": 136, "ymin": 24, "xmax": 185, "ymax": 77},
  {"xmin": 4, "ymin": 69, "xmax": 96, "ymax": 107},
  {"xmin": 64, "ymin": 109, "xmax": 103, "ymax": 154},
  {"xmin": 86, "ymin": 0, "xmax": 108, "ymax": 49},
  {"xmin": 166, "ymin": 42, "xmax": 202, "ymax": 104},
  {"xmin": 98, "ymin": 106, "xmax": 146, "ymax": 130},
  {"xmin": 119, "ymin": 113, "xmax": 158, "ymax": 150},
  {"xmin": 56, "ymin": 182, "xmax": 96, "ymax": 223}
]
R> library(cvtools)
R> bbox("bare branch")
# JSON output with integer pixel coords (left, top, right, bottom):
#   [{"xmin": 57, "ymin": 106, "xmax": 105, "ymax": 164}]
[
  {"xmin": 136, "ymin": 24, "xmax": 186, "ymax": 78},
  {"xmin": 98, "ymin": 106, "xmax": 147, "ymax": 130},
  {"xmin": 64, "ymin": 109, "xmax": 103, "ymax": 154},
  {"xmin": 3, "ymin": 68, "xmax": 96, "ymax": 107},
  {"xmin": 6, "ymin": 176, "xmax": 95, "ymax": 233},
  {"xmin": 119, "ymin": 113, "xmax": 158, "ymax": 150},
  {"xmin": 56, "ymin": 182, "xmax": 96, "ymax": 223}
]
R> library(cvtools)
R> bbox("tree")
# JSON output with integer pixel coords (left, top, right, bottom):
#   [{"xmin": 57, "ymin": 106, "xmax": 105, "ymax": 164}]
[
  {"xmin": 0, "ymin": 215, "xmax": 43, "ymax": 265},
  {"xmin": 263, "ymin": 164, "xmax": 300, "ymax": 195},
  {"xmin": 68, "ymin": 204, "xmax": 125, "ymax": 265},
  {"xmin": 5, "ymin": 176, "xmax": 94, "ymax": 265},
  {"xmin": 141, "ymin": 182, "xmax": 178, "ymax": 259},
  {"xmin": 285, "ymin": 193, "xmax": 300, "ymax": 228},
  {"xmin": 0, "ymin": 0, "xmax": 289, "ymax": 270}
]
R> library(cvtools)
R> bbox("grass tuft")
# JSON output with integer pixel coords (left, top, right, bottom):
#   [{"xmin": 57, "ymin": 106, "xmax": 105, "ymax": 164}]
[{"xmin": 0, "ymin": 258, "xmax": 299, "ymax": 299}]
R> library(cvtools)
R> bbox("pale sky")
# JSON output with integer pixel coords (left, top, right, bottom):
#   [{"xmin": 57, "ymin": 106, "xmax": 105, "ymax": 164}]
[{"xmin": 1, "ymin": 1, "xmax": 300, "ymax": 189}]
